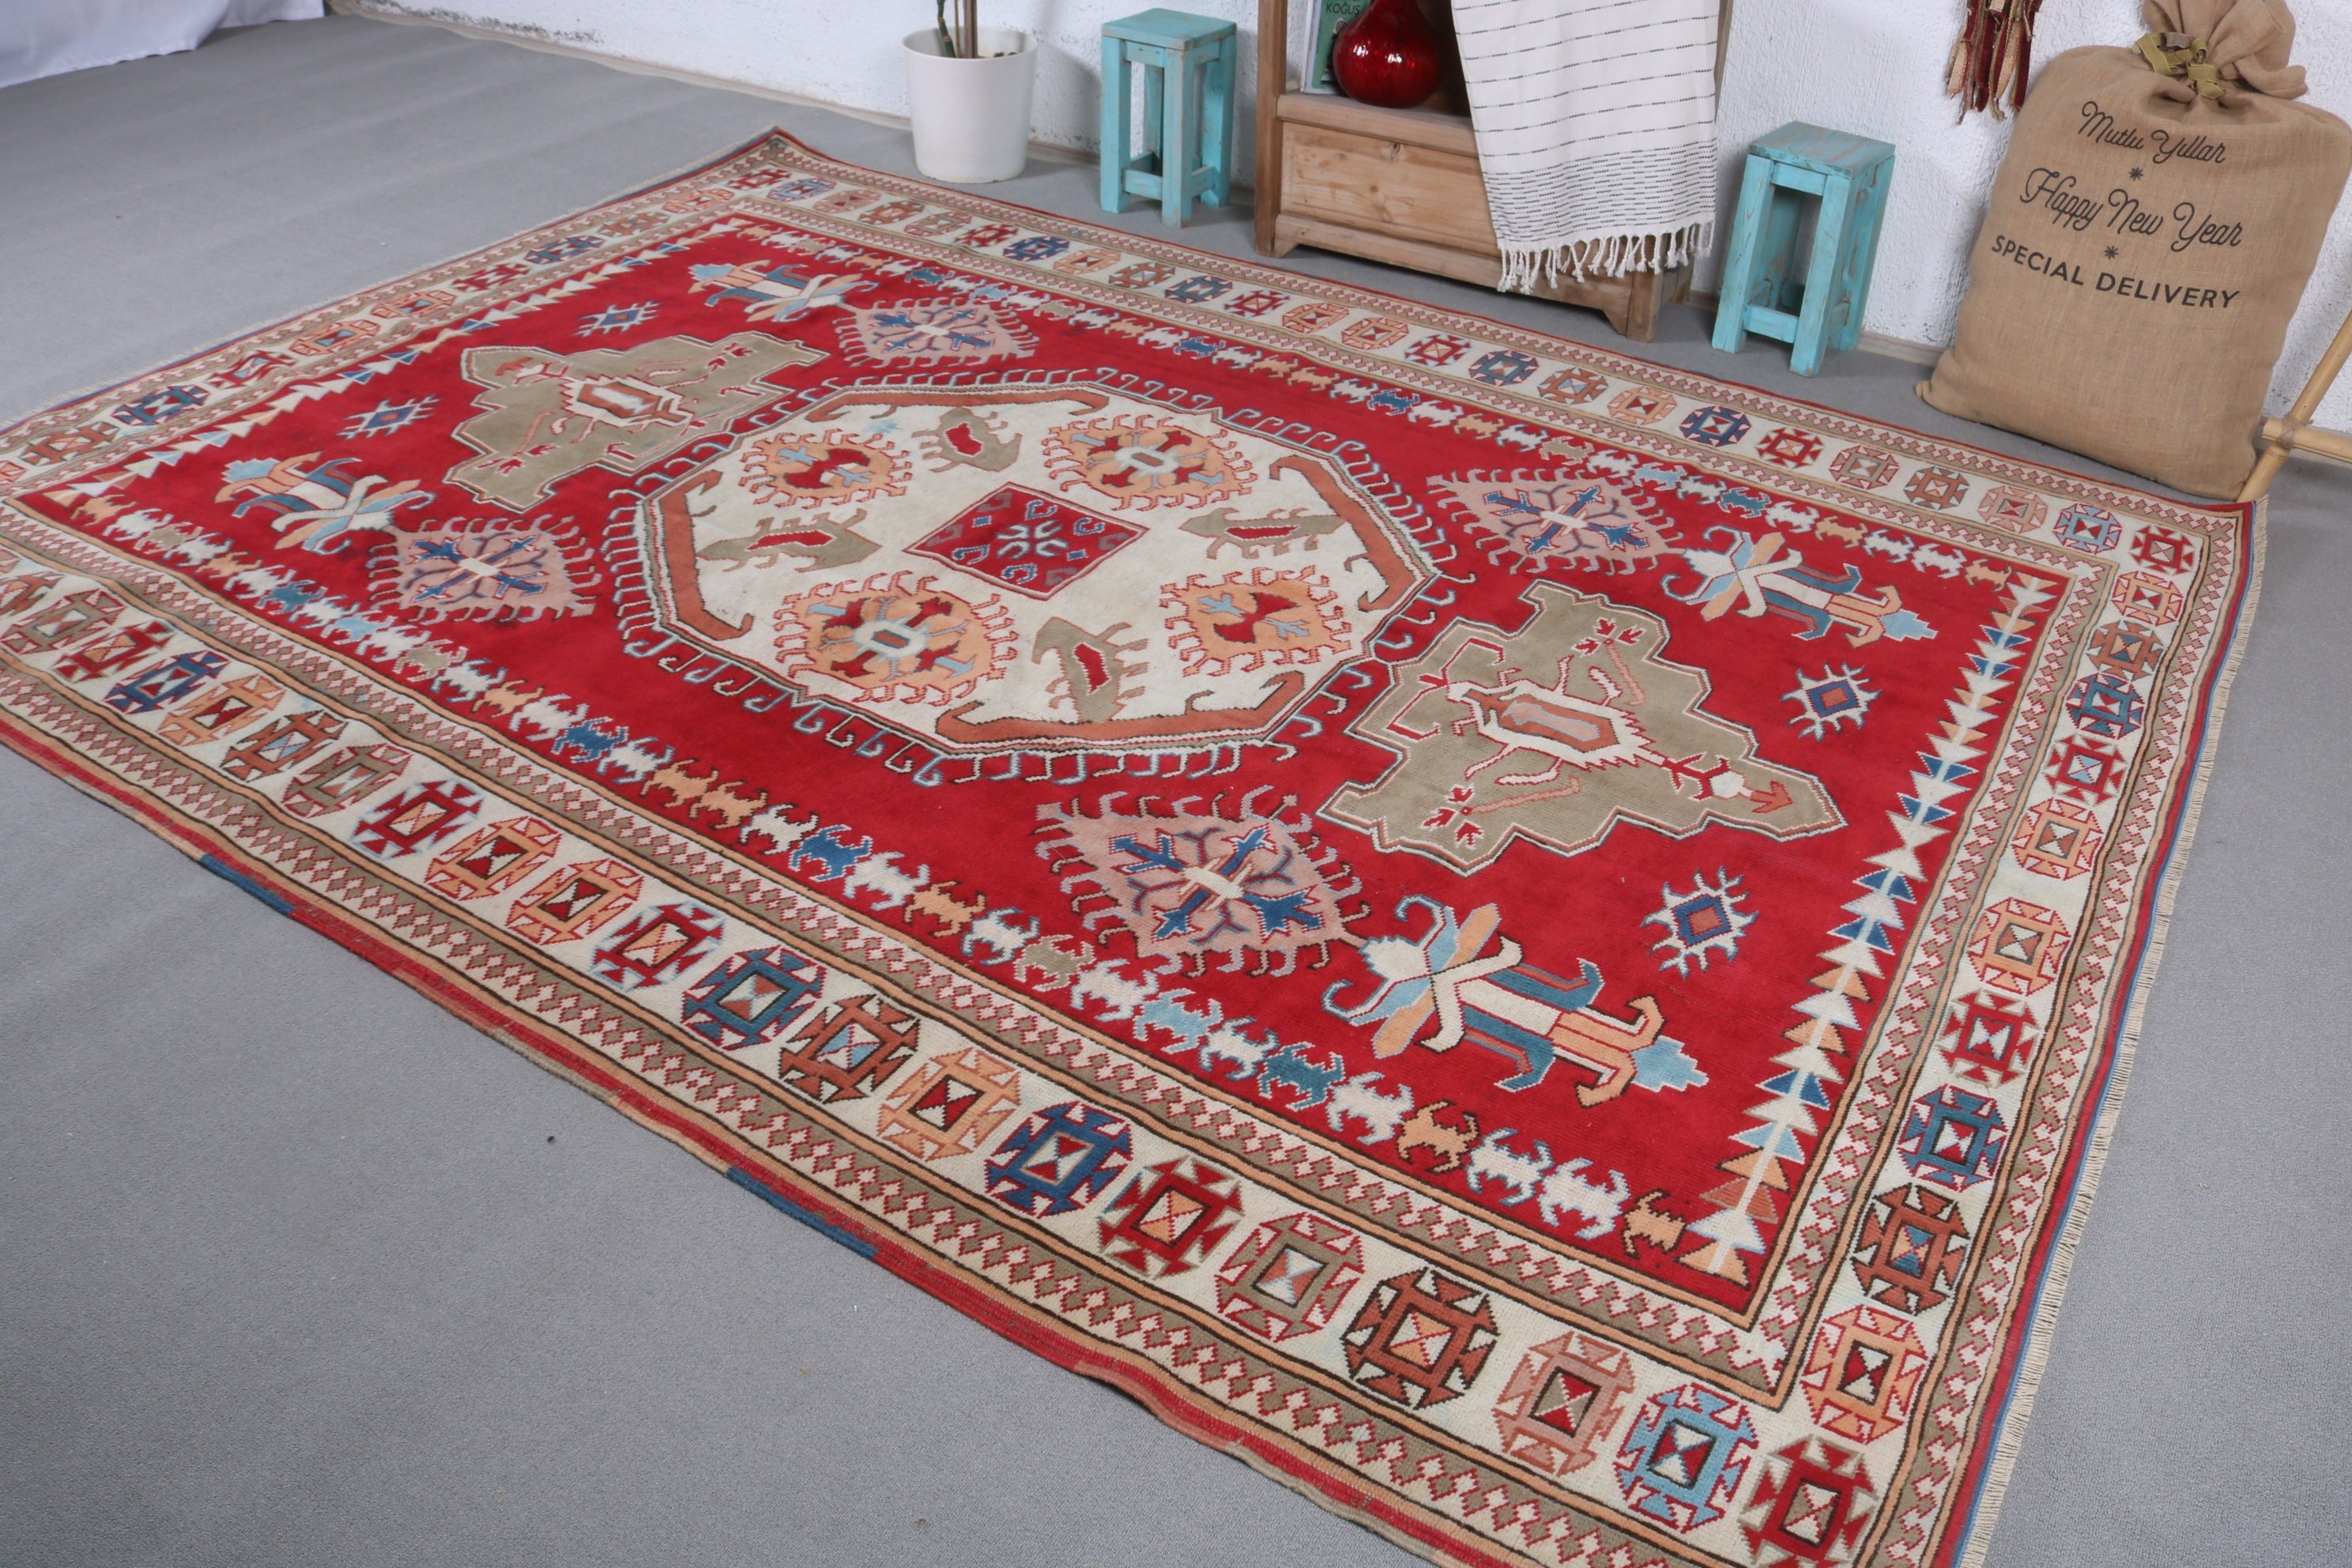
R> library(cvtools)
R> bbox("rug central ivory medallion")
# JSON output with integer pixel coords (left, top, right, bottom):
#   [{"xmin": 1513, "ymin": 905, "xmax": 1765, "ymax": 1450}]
[
  {"xmin": 0, "ymin": 133, "xmax": 2253, "ymax": 1568},
  {"xmin": 638, "ymin": 379, "xmax": 1430, "ymax": 753}
]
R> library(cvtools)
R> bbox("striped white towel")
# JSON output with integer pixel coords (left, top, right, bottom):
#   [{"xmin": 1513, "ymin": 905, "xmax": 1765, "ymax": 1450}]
[{"xmin": 1453, "ymin": 0, "xmax": 1721, "ymax": 289}]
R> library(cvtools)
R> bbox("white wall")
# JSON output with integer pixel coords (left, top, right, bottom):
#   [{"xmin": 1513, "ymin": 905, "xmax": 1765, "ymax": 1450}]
[{"xmin": 364, "ymin": 0, "xmax": 2352, "ymax": 427}]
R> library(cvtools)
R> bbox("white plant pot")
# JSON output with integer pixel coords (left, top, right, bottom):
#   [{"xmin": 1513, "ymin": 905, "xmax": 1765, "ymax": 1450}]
[{"xmin": 903, "ymin": 28, "xmax": 1037, "ymax": 185}]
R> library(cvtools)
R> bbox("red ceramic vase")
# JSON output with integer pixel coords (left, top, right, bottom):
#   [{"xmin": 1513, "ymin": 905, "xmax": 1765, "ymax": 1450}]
[{"xmin": 1332, "ymin": 0, "xmax": 1442, "ymax": 110}]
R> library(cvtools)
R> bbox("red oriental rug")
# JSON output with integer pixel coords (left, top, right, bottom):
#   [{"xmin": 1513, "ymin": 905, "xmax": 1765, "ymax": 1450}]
[{"xmin": 0, "ymin": 133, "xmax": 2252, "ymax": 1568}]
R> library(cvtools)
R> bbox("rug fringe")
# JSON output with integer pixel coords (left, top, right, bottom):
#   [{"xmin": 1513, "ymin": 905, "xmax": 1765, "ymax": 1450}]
[{"xmin": 1496, "ymin": 220, "xmax": 1711, "ymax": 292}]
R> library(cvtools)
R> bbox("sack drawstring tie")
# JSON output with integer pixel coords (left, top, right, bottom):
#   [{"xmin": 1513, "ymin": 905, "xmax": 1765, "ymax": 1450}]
[{"xmin": 2136, "ymin": 31, "xmax": 2230, "ymax": 100}]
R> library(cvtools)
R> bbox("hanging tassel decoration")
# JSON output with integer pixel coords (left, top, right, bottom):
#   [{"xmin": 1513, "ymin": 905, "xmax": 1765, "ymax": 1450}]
[{"xmin": 1946, "ymin": 0, "xmax": 2044, "ymax": 119}]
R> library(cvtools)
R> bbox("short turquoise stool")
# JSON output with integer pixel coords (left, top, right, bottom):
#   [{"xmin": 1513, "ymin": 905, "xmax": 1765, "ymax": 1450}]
[
  {"xmin": 1712, "ymin": 123, "xmax": 1896, "ymax": 376},
  {"xmin": 1099, "ymin": 9, "xmax": 1236, "ymax": 226}
]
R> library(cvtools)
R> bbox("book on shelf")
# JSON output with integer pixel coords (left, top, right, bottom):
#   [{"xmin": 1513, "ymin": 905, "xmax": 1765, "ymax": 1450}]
[{"xmin": 1300, "ymin": 0, "xmax": 1371, "ymax": 94}]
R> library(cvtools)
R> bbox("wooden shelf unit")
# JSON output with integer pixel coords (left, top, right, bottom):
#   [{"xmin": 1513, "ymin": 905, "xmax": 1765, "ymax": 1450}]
[{"xmin": 1251, "ymin": 0, "xmax": 1692, "ymax": 340}]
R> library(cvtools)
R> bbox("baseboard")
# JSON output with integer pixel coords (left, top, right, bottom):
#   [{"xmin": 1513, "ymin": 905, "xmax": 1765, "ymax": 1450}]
[
  {"xmin": 326, "ymin": 0, "xmax": 1099, "ymax": 172},
  {"xmin": 1851, "ymin": 331, "xmax": 1943, "ymax": 367}
]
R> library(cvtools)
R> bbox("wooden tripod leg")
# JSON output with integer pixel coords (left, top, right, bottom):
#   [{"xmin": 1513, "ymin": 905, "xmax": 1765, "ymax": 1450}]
[{"xmin": 2241, "ymin": 300, "xmax": 2352, "ymax": 502}]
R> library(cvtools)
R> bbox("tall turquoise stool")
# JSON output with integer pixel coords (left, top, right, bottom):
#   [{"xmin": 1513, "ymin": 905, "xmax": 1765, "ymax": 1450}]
[
  {"xmin": 1712, "ymin": 123, "xmax": 1896, "ymax": 376},
  {"xmin": 1099, "ymin": 9, "xmax": 1236, "ymax": 226}
]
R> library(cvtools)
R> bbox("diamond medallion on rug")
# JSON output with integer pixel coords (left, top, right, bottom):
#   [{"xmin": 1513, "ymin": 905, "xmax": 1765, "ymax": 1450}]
[{"xmin": 0, "ymin": 133, "xmax": 2255, "ymax": 1568}]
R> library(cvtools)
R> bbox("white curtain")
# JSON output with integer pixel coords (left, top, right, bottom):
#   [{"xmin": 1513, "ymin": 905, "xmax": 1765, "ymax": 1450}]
[{"xmin": 1, "ymin": 0, "xmax": 324, "ymax": 92}]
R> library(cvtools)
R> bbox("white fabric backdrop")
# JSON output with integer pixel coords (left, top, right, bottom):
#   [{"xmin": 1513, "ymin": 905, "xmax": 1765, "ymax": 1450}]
[{"xmin": 1, "ymin": 0, "xmax": 322, "ymax": 91}]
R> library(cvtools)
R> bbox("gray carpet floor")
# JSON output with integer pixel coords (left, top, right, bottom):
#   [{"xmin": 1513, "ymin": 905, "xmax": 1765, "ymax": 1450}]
[{"xmin": 2, "ymin": 17, "xmax": 2345, "ymax": 1566}]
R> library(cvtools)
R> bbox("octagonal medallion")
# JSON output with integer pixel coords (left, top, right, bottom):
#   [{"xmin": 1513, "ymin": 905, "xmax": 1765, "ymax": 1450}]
[{"xmin": 634, "ymin": 380, "xmax": 1432, "ymax": 756}]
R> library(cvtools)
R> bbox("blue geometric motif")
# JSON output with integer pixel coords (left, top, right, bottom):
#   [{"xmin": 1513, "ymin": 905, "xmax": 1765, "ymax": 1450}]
[
  {"xmin": 524, "ymin": 234, "xmax": 603, "ymax": 266},
  {"xmin": 1644, "ymin": 869, "xmax": 1755, "ymax": 974},
  {"xmin": 104, "ymin": 650, "xmax": 227, "ymax": 714},
  {"xmin": 341, "ymin": 396, "xmax": 439, "ymax": 440},
  {"xmin": 112, "ymin": 384, "xmax": 209, "ymax": 428},
  {"xmin": 1466, "ymin": 349, "xmax": 1539, "ymax": 387},
  {"xmin": 2052, "ymin": 503, "xmax": 2121, "ymax": 552},
  {"xmin": 1897, "ymin": 1085, "xmax": 2007, "ymax": 1191},
  {"xmin": 218, "ymin": 454, "xmax": 432, "ymax": 554},
  {"xmin": 1784, "ymin": 665, "xmax": 1877, "ymax": 738},
  {"xmin": 680, "ymin": 944, "xmax": 827, "ymax": 1050},
  {"xmin": 1004, "ymin": 236, "xmax": 1070, "ymax": 262},
  {"xmin": 1111, "ymin": 824, "xmax": 1323, "ymax": 942},
  {"xmin": 1165, "ymin": 275, "xmax": 1231, "ymax": 303},
  {"xmin": 787, "ymin": 826, "xmax": 873, "ymax": 882},
  {"xmin": 984, "ymin": 1101, "xmax": 1133, "ymax": 1218},
  {"xmin": 579, "ymin": 300, "xmax": 661, "ymax": 336},
  {"xmin": 1615, "ymin": 1383, "xmax": 1758, "ymax": 1532},
  {"xmin": 1678, "ymin": 405, "xmax": 1752, "ymax": 448},
  {"xmin": 2064, "ymin": 671, "xmax": 2146, "ymax": 738}
]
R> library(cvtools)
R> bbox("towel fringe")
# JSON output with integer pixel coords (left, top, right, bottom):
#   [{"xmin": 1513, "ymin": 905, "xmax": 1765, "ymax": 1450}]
[{"xmin": 1496, "ymin": 221, "xmax": 1712, "ymax": 292}]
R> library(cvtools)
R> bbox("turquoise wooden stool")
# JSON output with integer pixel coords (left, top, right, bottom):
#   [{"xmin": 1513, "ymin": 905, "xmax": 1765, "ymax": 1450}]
[
  {"xmin": 1099, "ymin": 9, "xmax": 1236, "ymax": 226},
  {"xmin": 1712, "ymin": 123, "xmax": 1897, "ymax": 376}
]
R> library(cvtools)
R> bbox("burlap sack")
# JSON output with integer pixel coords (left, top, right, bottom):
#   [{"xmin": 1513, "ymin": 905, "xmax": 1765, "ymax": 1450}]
[{"xmin": 1923, "ymin": 0, "xmax": 2350, "ymax": 498}]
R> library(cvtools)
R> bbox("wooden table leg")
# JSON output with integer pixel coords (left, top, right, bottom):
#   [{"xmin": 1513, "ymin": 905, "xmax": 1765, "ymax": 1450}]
[{"xmin": 1253, "ymin": 0, "xmax": 1286, "ymax": 255}]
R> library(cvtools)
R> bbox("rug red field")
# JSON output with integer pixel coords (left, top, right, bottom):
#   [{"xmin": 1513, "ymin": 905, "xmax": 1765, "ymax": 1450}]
[{"xmin": 0, "ymin": 133, "xmax": 2254, "ymax": 1568}]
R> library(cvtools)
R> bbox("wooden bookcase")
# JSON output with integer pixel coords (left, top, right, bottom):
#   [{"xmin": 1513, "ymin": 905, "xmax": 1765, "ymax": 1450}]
[{"xmin": 1252, "ymin": 0, "xmax": 1710, "ymax": 341}]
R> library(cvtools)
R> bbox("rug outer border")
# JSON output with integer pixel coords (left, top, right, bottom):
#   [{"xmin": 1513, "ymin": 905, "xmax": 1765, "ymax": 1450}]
[{"xmin": 0, "ymin": 126, "xmax": 2267, "ymax": 1568}]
